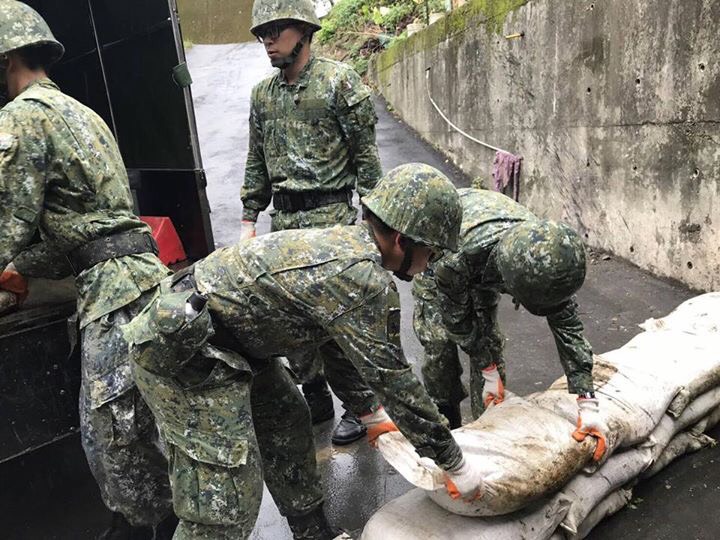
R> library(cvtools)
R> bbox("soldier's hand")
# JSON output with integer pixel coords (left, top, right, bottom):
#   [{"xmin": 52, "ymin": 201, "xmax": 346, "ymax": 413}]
[
  {"xmin": 481, "ymin": 363, "xmax": 504, "ymax": 408},
  {"xmin": 572, "ymin": 396, "xmax": 609, "ymax": 462},
  {"xmin": 240, "ymin": 220, "xmax": 256, "ymax": 241},
  {"xmin": 443, "ymin": 454, "xmax": 485, "ymax": 502},
  {"xmin": 360, "ymin": 406, "xmax": 399, "ymax": 447},
  {"xmin": 0, "ymin": 264, "xmax": 29, "ymax": 306}
]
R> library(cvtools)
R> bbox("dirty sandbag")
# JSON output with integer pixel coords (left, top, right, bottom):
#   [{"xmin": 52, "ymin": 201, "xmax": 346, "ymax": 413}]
[
  {"xmin": 558, "ymin": 447, "xmax": 652, "ymax": 536},
  {"xmin": 643, "ymin": 431, "xmax": 715, "ymax": 480},
  {"xmin": 530, "ymin": 352, "xmax": 677, "ymax": 455},
  {"xmin": 23, "ymin": 276, "xmax": 77, "ymax": 307},
  {"xmin": 360, "ymin": 487, "xmax": 571, "ymax": 540},
  {"xmin": 568, "ymin": 488, "xmax": 632, "ymax": 540},
  {"xmin": 645, "ymin": 386, "xmax": 720, "ymax": 465},
  {"xmin": 619, "ymin": 330, "xmax": 720, "ymax": 418},
  {"xmin": 640, "ymin": 292, "xmax": 720, "ymax": 335},
  {"xmin": 377, "ymin": 396, "xmax": 594, "ymax": 516}
]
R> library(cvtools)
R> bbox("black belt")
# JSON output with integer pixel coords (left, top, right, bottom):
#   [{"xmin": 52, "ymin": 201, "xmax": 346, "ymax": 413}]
[
  {"xmin": 67, "ymin": 231, "xmax": 159, "ymax": 276},
  {"xmin": 273, "ymin": 189, "xmax": 352, "ymax": 213}
]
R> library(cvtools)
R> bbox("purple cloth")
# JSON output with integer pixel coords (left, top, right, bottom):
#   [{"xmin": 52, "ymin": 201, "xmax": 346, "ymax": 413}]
[{"xmin": 492, "ymin": 150, "xmax": 522, "ymax": 201}]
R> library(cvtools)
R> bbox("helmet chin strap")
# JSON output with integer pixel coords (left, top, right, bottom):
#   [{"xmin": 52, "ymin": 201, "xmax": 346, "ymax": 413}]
[
  {"xmin": 272, "ymin": 35, "xmax": 307, "ymax": 69},
  {"xmin": 393, "ymin": 244, "xmax": 415, "ymax": 282}
]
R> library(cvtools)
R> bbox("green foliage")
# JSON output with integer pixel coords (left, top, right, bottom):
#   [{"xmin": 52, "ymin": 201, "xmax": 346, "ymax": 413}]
[{"xmin": 317, "ymin": 0, "xmax": 447, "ymax": 74}]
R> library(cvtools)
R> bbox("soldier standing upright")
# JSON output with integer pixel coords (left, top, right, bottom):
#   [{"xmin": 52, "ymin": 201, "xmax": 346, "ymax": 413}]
[
  {"xmin": 432, "ymin": 188, "xmax": 608, "ymax": 460},
  {"xmin": 240, "ymin": 0, "xmax": 384, "ymax": 444},
  {"xmin": 0, "ymin": 2, "xmax": 175, "ymax": 537}
]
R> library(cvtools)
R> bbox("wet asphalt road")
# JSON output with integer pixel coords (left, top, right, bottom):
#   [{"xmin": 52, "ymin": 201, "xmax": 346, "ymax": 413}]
[
  {"xmin": 185, "ymin": 42, "xmax": 720, "ymax": 539},
  {"xmin": 6, "ymin": 42, "xmax": 717, "ymax": 539}
]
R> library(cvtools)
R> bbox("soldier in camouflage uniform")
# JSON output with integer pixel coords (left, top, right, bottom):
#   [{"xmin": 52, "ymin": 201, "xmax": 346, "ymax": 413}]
[
  {"xmin": 240, "ymin": 0, "xmax": 385, "ymax": 445},
  {"xmin": 433, "ymin": 188, "xmax": 608, "ymax": 459},
  {"xmin": 411, "ymin": 269, "xmax": 466, "ymax": 428},
  {"xmin": 0, "ymin": 2, "xmax": 175, "ymax": 537},
  {"xmin": 124, "ymin": 164, "xmax": 487, "ymax": 539}
]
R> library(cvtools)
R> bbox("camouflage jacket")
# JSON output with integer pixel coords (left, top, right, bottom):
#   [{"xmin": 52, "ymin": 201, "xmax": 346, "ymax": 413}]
[
  {"xmin": 195, "ymin": 223, "xmax": 462, "ymax": 469},
  {"xmin": 0, "ymin": 79, "xmax": 169, "ymax": 327},
  {"xmin": 242, "ymin": 56, "xmax": 382, "ymax": 222},
  {"xmin": 435, "ymin": 189, "xmax": 594, "ymax": 394}
]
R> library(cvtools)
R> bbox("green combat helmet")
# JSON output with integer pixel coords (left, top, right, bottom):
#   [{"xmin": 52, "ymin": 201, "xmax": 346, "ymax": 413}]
[
  {"xmin": 495, "ymin": 220, "xmax": 587, "ymax": 314},
  {"xmin": 362, "ymin": 163, "xmax": 462, "ymax": 252},
  {"xmin": 0, "ymin": 1, "xmax": 64, "ymax": 63},
  {"xmin": 250, "ymin": 0, "xmax": 321, "ymax": 36}
]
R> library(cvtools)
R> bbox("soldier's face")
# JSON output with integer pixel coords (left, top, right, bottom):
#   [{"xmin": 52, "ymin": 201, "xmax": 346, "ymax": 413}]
[
  {"xmin": 407, "ymin": 245, "xmax": 434, "ymax": 276},
  {"xmin": 259, "ymin": 23, "xmax": 304, "ymax": 66}
]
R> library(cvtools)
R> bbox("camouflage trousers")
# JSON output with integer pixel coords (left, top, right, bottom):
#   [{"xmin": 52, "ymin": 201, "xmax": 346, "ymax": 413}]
[
  {"xmin": 79, "ymin": 294, "xmax": 173, "ymax": 527},
  {"xmin": 412, "ymin": 274, "xmax": 507, "ymax": 419},
  {"xmin": 273, "ymin": 202, "xmax": 379, "ymax": 414}
]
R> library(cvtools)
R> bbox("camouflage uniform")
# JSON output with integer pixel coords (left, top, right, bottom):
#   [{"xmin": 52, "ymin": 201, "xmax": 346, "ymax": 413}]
[
  {"xmin": 0, "ymin": 77, "xmax": 172, "ymax": 525},
  {"xmin": 243, "ymin": 52, "xmax": 383, "ymax": 416},
  {"xmin": 434, "ymin": 189, "xmax": 595, "ymax": 418},
  {"xmin": 411, "ymin": 269, "xmax": 467, "ymax": 408},
  {"xmin": 124, "ymin": 224, "xmax": 464, "ymax": 529}
]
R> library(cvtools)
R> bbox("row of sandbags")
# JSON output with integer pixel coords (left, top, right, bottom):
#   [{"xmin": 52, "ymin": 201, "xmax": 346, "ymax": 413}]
[{"xmin": 362, "ymin": 293, "xmax": 720, "ymax": 539}]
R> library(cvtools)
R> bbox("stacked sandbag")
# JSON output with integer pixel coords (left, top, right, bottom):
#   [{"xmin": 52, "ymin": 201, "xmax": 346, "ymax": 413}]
[{"xmin": 363, "ymin": 293, "xmax": 720, "ymax": 539}]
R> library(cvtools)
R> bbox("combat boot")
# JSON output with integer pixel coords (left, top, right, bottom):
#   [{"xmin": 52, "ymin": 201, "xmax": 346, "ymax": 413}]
[
  {"xmin": 438, "ymin": 403, "xmax": 462, "ymax": 429},
  {"xmin": 331, "ymin": 410, "xmax": 367, "ymax": 445},
  {"xmin": 303, "ymin": 380, "xmax": 335, "ymax": 424},
  {"xmin": 98, "ymin": 512, "xmax": 153, "ymax": 540},
  {"xmin": 286, "ymin": 506, "xmax": 338, "ymax": 540}
]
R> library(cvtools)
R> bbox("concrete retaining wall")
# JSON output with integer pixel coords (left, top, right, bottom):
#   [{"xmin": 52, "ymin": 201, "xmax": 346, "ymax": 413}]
[
  {"xmin": 177, "ymin": 0, "xmax": 253, "ymax": 44},
  {"xmin": 370, "ymin": 0, "xmax": 720, "ymax": 291}
]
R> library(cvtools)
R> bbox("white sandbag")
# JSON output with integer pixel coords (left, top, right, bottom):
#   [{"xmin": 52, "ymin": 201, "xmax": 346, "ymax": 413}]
[
  {"xmin": 360, "ymin": 488, "xmax": 572, "ymax": 540},
  {"xmin": 640, "ymin": 292, "xmax": 720, "ymax": 335},
  {"xmin": 570, "ymin": 488, "xmax": 632, "ymax": 540},
  {"xmin": 559, "ymin": 447, "xmax": 652, "ymax": 536},
  {"xmin": 530, "ymin": 353, "xmax": 677, "ymax": 453},
  {"xmin": 377, "ymin": 396, "xmax": 594, "ymax": 516},
  {"xmin": 642, "ymin": 431, "xmax": 715, "ymax": 479},
  {"xmin": 618, "ymin": 330, "xmax": 720, "ymax": 417},
  {"xmin": 645, "ymin": 387, "xmax": 720, "ymax": 463}
]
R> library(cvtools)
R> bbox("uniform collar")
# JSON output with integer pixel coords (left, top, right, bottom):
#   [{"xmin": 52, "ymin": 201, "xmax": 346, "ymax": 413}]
[
  {"xmin": 19, "ymin": 77, "xmax": 59, "ymax": 96},
  {"xmin": 278, "ymin": 55, "xmax": 316, "ymax": 88}
]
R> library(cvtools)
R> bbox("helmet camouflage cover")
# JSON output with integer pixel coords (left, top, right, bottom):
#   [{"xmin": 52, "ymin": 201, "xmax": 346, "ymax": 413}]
[
  {"xmin": 362, "ymin": 163, "xmax": 462, "ymax": 251},
  {"xmin": 495, "ymin": 220, "xmax": 587, "ymax": 312},
  {"xmin": 0, "ymin": 1, "xmax": 64, "ymax": 62},
  {"xmin": 251, "ymin": 0, "xmax": 321, "ymax": 36}
]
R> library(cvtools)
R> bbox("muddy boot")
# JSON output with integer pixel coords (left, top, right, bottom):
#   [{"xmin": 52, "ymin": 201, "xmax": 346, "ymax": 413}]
[
  {"xmin": 98, "ymin": 513, "xmax": 153, "ymax": 540},
  {"xmin": 287, "ymin": 506, "xmax": 338, "ymax": 540},
  {"xmin": 153, "ymin": 513, "xmax": 179, "ymax": 540},
  {"xmin": 331, "ymin": 411, "xmax": 367, "ymax": 445},
  {"xmin": 438, "ymin": 403, "xmax": 462, "ymax": 429},
  {"xmin": 303, "ymin": 380, "xmax": 335, "ymax": 424}
]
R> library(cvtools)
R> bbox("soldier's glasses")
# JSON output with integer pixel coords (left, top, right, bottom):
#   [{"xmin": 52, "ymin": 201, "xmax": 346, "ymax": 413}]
[
  {"xmin": 428, "ymin": 247, "xmax": 445, "ymax": 264},
  {"xmin": 255, "ymin": 21, "xmax": 295, "ymax": 42}
]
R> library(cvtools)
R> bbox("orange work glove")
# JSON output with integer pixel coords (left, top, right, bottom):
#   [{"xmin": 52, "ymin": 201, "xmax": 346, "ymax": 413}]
[
  {"xmin": 443, "ymin": 455, "xmax": 485, "ymax": 502},
  {"xmin": 360, "ymin": 406, "xmax": 399, "ymax": 447},
  {"xmin": 481, "ymin": 363, "xmax": 504, "ymax": 408},
  {"xmin": 240, "ymin": 220, "xmax": 256, "ymax": 241},
  {"xmin": 0, "ymin": 269, "xmax": 29, "ymax": 304},
  {"xmin": 572, "ymin": 396, "xmax": 608, "ymax": 462}
]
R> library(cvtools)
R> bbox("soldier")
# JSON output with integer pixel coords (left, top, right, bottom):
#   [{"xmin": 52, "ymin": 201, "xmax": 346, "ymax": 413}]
[
  {"xmin": 412, "ymin": 270, "xmax": 466, "ymax": 428},
  {"xmin": 433, "ymin": 188, "xmax": 608, "ymax": 460},
  {"xmin": 0, "ymin": 2, "xmax": 175, "ymax": 537},
  {"xmin": 240, "ymin": 0, "xmax": 385, "ymax": 445},
  {"xmin": 124, "ymin": 164, "xmax": 485, "ymax": 539}
]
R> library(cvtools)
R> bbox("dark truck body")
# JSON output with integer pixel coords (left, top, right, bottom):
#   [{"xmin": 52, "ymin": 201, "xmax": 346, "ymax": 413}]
[{"xmin": 0, "ymin": 1, "xmax": 213, "ymax": 534}]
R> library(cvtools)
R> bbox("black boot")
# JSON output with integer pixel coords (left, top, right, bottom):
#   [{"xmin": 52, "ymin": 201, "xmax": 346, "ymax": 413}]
[
  {"xmin": 303, "ymin": 381, "xmax": 335, "ymax": 424},
  {"xmin": 98, "ymin": 513, "xmax": 153, "ymax": 540},
  {"xmin": 287, "ymin": 506, "xmax": 338, "ymax": 540},
  {"xmin": 331, "ymin": 411, "xmax": 367, "ymax": 446},
  {"xmin": 438, "ymin": 403, "xmax": 462, "ymax": 429},
  {"xmin": 153, "ymin": 513, "xmax": 179, "ymax": 540}
]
